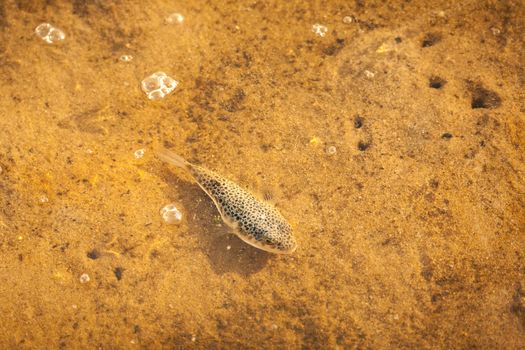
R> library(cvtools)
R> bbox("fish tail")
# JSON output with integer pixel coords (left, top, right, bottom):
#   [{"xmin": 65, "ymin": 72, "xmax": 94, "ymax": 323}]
[{"xmin": 156, "ymin": 147, "xmax": 190, "ymax": 170}]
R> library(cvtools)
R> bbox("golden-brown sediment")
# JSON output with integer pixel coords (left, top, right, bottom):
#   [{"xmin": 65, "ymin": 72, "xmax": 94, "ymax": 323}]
[{"xmin": 0, "ymin": 0, "xmax": 524, "ymax": 348}]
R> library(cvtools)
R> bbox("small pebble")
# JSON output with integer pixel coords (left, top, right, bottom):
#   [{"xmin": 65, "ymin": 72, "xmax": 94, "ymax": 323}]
[
  {"xmin": 226, "ymin": 245, "xmax": 231, "ymax": 250},
  {"xmin": 39, "ymin": 195, "xmax": 49, "ymax": 203},
  {"xmin": 191, "ymin": 335, "xmax": 196, "ymax": 342},
  {"xmin": 86, "ymin": 149, "xmax": 94, "ymax": 154},
  {"xmin": 119, "ymin": 55, "xmax": 133, "ymax": 62},
  {"xmin": 312, "ymin": 24, "xmax": 328, "ymax": 37},
  {"xmin": 166, "ymin": 13, "xmax": 184, "ymax": 24},
  {"xmin": 160, "ymin": 203, "xmax": 183, "ymax": 224},
  {"xmin": 79, "ymin": 273, "xmax": 90, "ymax": 283},
  {"xmin": 326, "ymin": 146, "xmax": 337, "ymax": 155},
  {"xmin": 72, "ymin": 304, "xmax": 78, "ymax": 309},
  {"xmin": 0, "ymin": 165, "xmax": 3, "ymax": 174},
  {"xmin": 35, "ymin": 23, "xmax": 65, "ymax": 44},
  {"xmin": 309, "ymin": 136, "xmax": 320, "ymax": 146},
  {"xmin": 141, "ymin": 72, "xmax": 178, "ymax": 100},
  {"xmin": 134, "ymin": 148, "xmax": 145, "ymax": 159},
  {"xmin": 376, "ymin": 43, "xmax": 391, "ymax": 53}
]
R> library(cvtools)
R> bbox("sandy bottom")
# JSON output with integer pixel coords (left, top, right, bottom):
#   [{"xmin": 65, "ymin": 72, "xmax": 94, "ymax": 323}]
[{"xmin": 0, "ymin": 0, "xmax": 524, "ymax": 348}]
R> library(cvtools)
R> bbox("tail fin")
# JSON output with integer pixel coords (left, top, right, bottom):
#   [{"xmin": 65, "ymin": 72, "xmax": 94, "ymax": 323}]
[{"xmin": 156, "ymin": 147, "xmax": 190, "ymax": 170}]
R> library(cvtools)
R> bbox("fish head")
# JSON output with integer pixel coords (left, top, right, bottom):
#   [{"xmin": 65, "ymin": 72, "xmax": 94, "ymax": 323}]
[{"xmin": 258, "ymin": 221, "xmax": 297, "ymax": 254}]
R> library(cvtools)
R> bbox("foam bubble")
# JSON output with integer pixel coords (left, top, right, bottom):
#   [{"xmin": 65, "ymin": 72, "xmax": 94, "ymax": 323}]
[
  {"xmin": 141, "ymin": 72, "xmax": 178, "ymax": 100},
  {"xmin": 160, "ymin": 203, "xmax": 183, "ymax": 224},
  {"xmin": 79, "ymin": 273, "xmax": 90, "ymax": 283},
  {"xmin": 166, "ymin": 13, "xmax": 184, "ymax": 24},
  {"xmin": 35, "ymin": 23, "xmax": 65, "ymax": 44},
  {"xmin": 312, "ymin": 24, "xmax": 328, "ymax": 37}
]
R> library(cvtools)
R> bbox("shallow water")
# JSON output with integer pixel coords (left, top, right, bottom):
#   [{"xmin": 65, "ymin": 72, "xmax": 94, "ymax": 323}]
[{"xmin": 0, "ymin": 0, "xmax": 524, "ymax": 348}]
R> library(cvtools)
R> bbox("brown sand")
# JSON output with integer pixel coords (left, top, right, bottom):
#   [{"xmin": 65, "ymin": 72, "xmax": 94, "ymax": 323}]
[{"xmin": 1, "ymin": 0, "xmax": 524, "ymax": 348}]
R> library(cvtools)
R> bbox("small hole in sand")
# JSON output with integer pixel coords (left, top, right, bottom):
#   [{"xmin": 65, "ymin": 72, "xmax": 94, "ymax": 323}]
[
  {"xmin": 422, "ymin": 33, "xmax": 442, "ymax": 47},
  {"xmin": 429, "ymin": 76, "xmax": 446, "ymax": 89}
]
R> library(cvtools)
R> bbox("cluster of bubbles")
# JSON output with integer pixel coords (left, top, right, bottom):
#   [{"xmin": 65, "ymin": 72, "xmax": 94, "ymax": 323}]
[
  {"xmin": 36, "ymin": 18, "xmax": 182, "ymax": 100},
  {"xmin": 160, "ymin": 204, "xmax": 183, "ymax": 224},
  {"xmin": 312, "ymin": 23, "xmax": 328, "ymax": 37},
  {"xmin": 35, "ymin": 23, "xmax": 65, "ymax": 44},
  {"xmin": 141, "ymin": 72, "xmax": 179, "ymax": 100}
]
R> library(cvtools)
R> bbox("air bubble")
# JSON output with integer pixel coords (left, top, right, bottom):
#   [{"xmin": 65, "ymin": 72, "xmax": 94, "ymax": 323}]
[
  {"xmin": 312, "ymin": 24, "xmax": 328, "ymax": 37},
  {"xmin": 326, "ymin": 146, "xmax": 337, "ymax": 155},
  {"xmin": 141, "ymin": 72, "xmax": 178, "ymax": 100},
  {"xmin": 79, "ymin": 273, "xmax": 90, "ymax": 283},
  {"xmin": 166, "ymin": 13, "xmax": 184, "ymax": 24},
  {"xmin": 160, "ymin": 203, "xmax": 183, "ymax": 224},
  {"xmin": 134, "ymin": 148, "xmax": 145, "ymax": 159},
  {"xmin": 364, "ymin": 70, "xmax": 375, "ymax": 79},
  {"xmin": 119, "ymin": 55, "xmax": 133, "ymax": 62},
  {"xmin": 35, "ymin": 23, "xmax": 65, "ymax": 44},
  {"xmin": 490, "ymin": 27, "xmax": 501, "ymax": 36}
]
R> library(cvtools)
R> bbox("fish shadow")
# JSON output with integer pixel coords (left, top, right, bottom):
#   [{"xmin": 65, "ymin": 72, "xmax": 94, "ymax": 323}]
[{"xmin": 158, "ymin": 168, "xmax": 270, "ymax": 275}]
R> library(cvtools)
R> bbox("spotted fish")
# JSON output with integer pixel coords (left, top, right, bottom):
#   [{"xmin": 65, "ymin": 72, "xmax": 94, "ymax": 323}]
[{"xmin": 157, "ymin": 148, "xmax": 297, "ymax": 254}]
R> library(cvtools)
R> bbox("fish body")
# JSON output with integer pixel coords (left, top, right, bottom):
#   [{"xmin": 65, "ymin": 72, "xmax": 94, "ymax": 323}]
[{"xmin": 157, "ymin": 148, "xmax": 297, "ymax": 254}]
